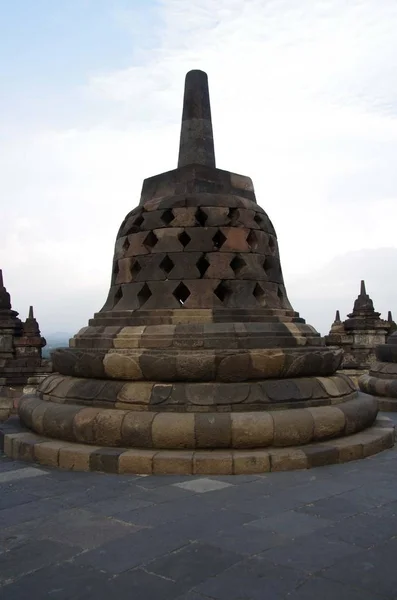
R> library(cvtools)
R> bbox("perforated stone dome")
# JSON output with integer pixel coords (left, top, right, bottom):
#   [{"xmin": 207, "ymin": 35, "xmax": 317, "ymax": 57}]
[{"xmin": 14, "ymin": 70, "xmax": 388, "ymax": 475}]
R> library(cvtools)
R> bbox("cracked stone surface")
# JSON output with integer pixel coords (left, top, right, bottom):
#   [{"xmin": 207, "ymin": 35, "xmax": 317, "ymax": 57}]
[{"xmin": 0, "ymin": 413, "xmax": 397, "ymax": 599}]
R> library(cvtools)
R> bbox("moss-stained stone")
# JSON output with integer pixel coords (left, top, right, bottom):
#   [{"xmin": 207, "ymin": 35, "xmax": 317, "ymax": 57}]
[
  {"xmin": 217, "ymin": 353, "xmax": 251, "ymax": 382},
  {"xmin": 152, "ymin": 413, "xmax": 195, "ymax": 449}
]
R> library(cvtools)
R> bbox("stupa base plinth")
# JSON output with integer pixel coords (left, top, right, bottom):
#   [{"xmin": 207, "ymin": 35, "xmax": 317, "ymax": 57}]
[{"xmin": 1, "ymin": 415, "xmax": 393, "ymax": 474}]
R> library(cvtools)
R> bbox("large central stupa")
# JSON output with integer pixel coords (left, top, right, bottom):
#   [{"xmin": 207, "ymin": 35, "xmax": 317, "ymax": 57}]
[{"xmin": 9, "ymin": 71, "xmax": 392, "ymax": 474}]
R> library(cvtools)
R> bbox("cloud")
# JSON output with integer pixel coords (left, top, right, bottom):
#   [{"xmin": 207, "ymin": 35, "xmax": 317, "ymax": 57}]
[{"xmin": 1, "ymin": 0, "xmax": 397, "ymax": 334}]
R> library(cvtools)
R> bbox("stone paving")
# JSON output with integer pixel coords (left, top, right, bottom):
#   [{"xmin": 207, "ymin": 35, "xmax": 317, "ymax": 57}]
[{"xmin": 0, "ymin": 415, "xmax": 397, "ymax": 599}]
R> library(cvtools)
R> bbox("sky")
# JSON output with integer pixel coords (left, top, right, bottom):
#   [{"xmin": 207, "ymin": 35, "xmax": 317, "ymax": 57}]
[{"xmin": 1, "ymin": 0, "xmax": 397, "ymax": 336}]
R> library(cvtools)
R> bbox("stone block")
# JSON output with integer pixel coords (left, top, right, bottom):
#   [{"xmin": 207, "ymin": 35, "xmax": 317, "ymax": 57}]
[
  {"xmin": 272, "ymin": 409, "xmax": 314, "ymax": 446},
  {"xmin": 121, "ymin": 411, "xmax": 155, "ymax": 447},
  {"xmin": 119, "ymin": 449, "xmax": 156, "ymax": 474},
  {"xmin": 93, "ymin": 409, "xmax": 125, "ymax": 446},
  {"xmin": 193, "ymin": 450, "xmax": 233, "ymax": 474},
  {"xmin": 152, "ymin": 413, "xmax": 195, "ymax": 449},
  {"xmin": 270, "ymin": 448, "xmax": 308, "ymax": 471},
  {"xmin": 153, "ymin": 451, "xmax": 194, "ymax": 474},
  {"xmin": 233, "ymin": 450, "xmax": 270, "ymax": 474},
  {"xmin": 73, "ymin": 407, "xmax": 102, "ymax": 443},
  {"xmin": 195, "ymin": 413, "xmax": 232, "ymax": 448},
  {"xmin": 103, "ymin": 353, "xmax": 143, "ymax": 380},
  {"xmin": 59, "ymin": 444, "xmax": 101, "ymax": 471},
  {"xmin": 307, "ymin": 406, "xmax": 346, "ymax": 441},
  {"xmin": 231, "ymin": 412, "xmax": 273, "ymax": 448},
  {"xmin": 34, "ymin": 441, "xmax": 63, "ymax": 467}
]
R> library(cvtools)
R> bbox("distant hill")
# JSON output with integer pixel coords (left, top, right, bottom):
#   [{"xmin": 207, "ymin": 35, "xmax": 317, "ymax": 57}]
[{"xmin": 42, "ymin": 333, "xmax": 71, "ymax": 358}]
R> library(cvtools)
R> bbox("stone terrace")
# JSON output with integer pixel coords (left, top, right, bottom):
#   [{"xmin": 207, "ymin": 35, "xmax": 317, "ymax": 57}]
[{"xmin": 0, "ymin": 414, "xmax": 396, "ymax": 600}]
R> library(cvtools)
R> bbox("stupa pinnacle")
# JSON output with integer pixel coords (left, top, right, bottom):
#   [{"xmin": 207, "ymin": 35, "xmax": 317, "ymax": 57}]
[{"xmin": 13, "ymin": 71, "xmax": 392, "ymax": 474}]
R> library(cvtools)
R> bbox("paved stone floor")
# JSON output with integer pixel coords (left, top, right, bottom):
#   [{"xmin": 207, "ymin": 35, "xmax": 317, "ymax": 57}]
[{"xmin": 0, "ymin": 416, "xmax": 397, "ymax": 599}]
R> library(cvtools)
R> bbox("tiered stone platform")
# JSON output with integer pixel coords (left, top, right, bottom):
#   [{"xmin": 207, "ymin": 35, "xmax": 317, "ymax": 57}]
[{"xmin": 9, "ymin": 70, "xmax": 392, "ymax": 473}]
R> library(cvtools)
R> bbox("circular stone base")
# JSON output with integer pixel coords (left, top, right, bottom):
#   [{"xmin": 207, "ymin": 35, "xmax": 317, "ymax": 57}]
[
  {"xmin": 1, "ymin": 417, "xmax": 394, "ymax": 474},
  {"xmin": 359, "ymin": 373, "xmax": 397, "ymax": 400},
  {"xmin": 376, "ymin": 398, "xmax": 397, "ymax": 412}
]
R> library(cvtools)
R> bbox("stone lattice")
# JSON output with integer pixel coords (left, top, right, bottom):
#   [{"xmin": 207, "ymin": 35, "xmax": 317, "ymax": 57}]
[{"xmin": 15, "ymin": 70, "xmax": 390, "ymax": 474}]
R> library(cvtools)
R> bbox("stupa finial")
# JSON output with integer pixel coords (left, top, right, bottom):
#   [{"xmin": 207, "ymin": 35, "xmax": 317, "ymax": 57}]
[
  {"xmin": 335, "ymin": 310, "xmax": 341, "ymax": 322},
  {"xmin": 178, "ymin": 70, "xmax": 215, "ymax": 169},
  {"xmin": 28, "ymin": 305, "xmax": 34, "ymax": 319},
  {"xmin": 388, "ymin": 310, "xmax": 393, "ymax": 322},
  {"xmin": 0, "ymin": 269, "xmax": 3, "ymax": 288},
  {"xmin": 360, "ymin": 280, "xmax": 366, "ymax": 296}
]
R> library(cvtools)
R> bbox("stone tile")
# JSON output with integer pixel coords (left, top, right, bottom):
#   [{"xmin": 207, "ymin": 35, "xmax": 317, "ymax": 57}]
[
  {"xmin": 75, "ymin": 526, "xmax": 190, "ymax": 574},
  {"xmin": 75, "ymin": 568, "xmax": 185, "ymax": 600},
  {"xmin": 0, "ymin": 497, "xmax": 67, "ymax": 528},
  {"xmin": 296, "ymin": 495, "xmax": 368, "ymax": 520},
  {"xmin": 323, "ymin": 512, "xmax": 397, "ymax": 548},
  {"xmin": 287, "ymin": 576, "xmax": 384, "ymax": 600},
  {"xmin": 0, "ymin": 466, "xmax": 48, "ymax": 483},
  {"xmin": 0, "ymin": 563, "xmax": 109, "ymax": 600},
  {"xmin": 260, "ymin": 532, "xmax": 360, "ymax": 572},
  {"xmin": 0, "ymin": 489, "xmax": 39, "ymax": 510},
  {"xmin": 175, "ymin": 477, "xmax": 233, "ymax": 493},
  {"xmin": 323, "ymin": 538, "xmax": 397, "ymax": 597},
  {"xmin": 194, "ymin": 554, "xmax": 308, "ymax": 599},
  {"xmin": 246, "ymin": 510, "xmax": 333, "ymax": 537},
  {"xmin": 0, "ymin": 539, "xmax": 79, "ymax": 584},
  {"xmin": 5, "ymin": 508, "xmax": 141, "ymax": 550},
  {"xmin": 198, "ymin": 523, "xmax": 290, "ymax": 555},
  {"xmin": 146, "ymin": 541, "xmax": 244, "ymax": 587},
  {"xmin": 87, "ymin": 496, "xmax": 154, "ymax": 517}
]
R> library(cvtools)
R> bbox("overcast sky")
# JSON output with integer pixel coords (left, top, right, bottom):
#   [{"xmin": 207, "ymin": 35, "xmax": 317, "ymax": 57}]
[{"xmin": 1, "ymin": 0, "xmax": 397, "ymax": 336}]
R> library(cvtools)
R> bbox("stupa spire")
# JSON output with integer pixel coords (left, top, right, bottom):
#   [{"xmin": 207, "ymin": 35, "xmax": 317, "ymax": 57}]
[
  {"xmin": 28, "ymin": 305, "xmax": 34, "ymax": 319},
  {"xmin": 388, "ymin": 311, "xmax": 393, "ymax": 322},
  {"xmin": 335, "ymin": 310, "xmax": 341, "ymax": 322},
  {"xmin": 178, "ymin": 70, "xmax": 215, "ymax": 169},
  {"xmin": 360, "ymin": 280, "xmax": 366, "ymax": 296},
  {"xmin": 0, "ymin": 269, "xmax": 3, "ymax": 288}
]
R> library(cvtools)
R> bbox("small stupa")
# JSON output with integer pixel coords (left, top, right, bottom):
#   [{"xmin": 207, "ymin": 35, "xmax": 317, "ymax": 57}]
[
  {"xmin": 0, "ymin": 270, "xmax": 51, "ymax": 419},
  {"xmin": 325, "ymin": 281, "xmax": 391, "ymax": 383},
  {"xmin": 359, "ymin": 328, "xmax": 397, "ymax": 411},
  {"xmin": 9, "ymin": 71, "xmax": 392, "ymax": 473}
]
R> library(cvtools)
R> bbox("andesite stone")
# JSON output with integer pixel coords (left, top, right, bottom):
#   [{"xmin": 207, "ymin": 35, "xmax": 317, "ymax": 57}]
[{"xmin": 15, "ymin": 70, "xmax": 388, "ymax": 473}]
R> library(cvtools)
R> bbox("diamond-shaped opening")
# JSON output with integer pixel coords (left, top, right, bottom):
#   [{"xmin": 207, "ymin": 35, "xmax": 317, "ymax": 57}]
[
  {"xmin": 254, "ymin": 213, "xmax": 263, "ymax": 227},
  {"xmin": 212, "ymin": 229, "xmax": 227, "ymax": 249},
  {"xmin": 160, "ymin": 254, "xmax": 175, "ymax": 274},
  {"xmin": 196, "ymin": 255, "xmax": 210, "ymax": 278},
  {"xmin": 246, "ymin": 230, "xmax": 258, "ymax": 251},
  {"xmin": 133, "ymin": 214, "xmax": 144, "ymax": 228},
  {"xmin": 114, "ymin": 286, "xmax": 123, "ymax": 306},
  {"xmin": 277, "ymin": 286, "xmax": 284, "ymax": 300},
  {"xmin": 173, "ymin": 282, "xmax": 190, "ymax": 305},
  {"xmin": 112, "ymin": 261, "xmax": 119, "ymax": 284},
  {"xmin": 178, "ymin": 231, "xmax": 191, "ymax": 248},
  {"xmin": 195, "ymin": 207, "xmax": 208, "ymax": 226},
  {"xmin": 230, "ymin": 255, "xmax": 246, "ymax": 276},
  {"xmin": 214, "ymin": 281, "xmax": 231, "ymax": 303},
  {"xmin": 253, "ymin": 283, "xmax": 266, "ymax": 306},
  {"xmin": 161, "ymin": 209, "xmax": 174, "ymax": 226},
  {"xmin": 122, "ymin": 237, "xmax": 130, "ymax": 253},
  {"xmin": 137, "ymin": 283, "xmax": 152, "ymax": 307},
  {"xmin": 228, "ymin": 207, "xmax": 238, "ymax": 225},
  {"xmin": 263, "ymin": 256, "xmax": 272, "ymax": 273},
  {"xmin": 130, "ymin": 259, "xmax": 142, "ymax": 278},
  {"xmin": 143, "ymin": 231, "xmax": 158, "ymax": 251},
  {"xmin": 269, "ymin": 236, "xmax": 276, "ymax": 253}
]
